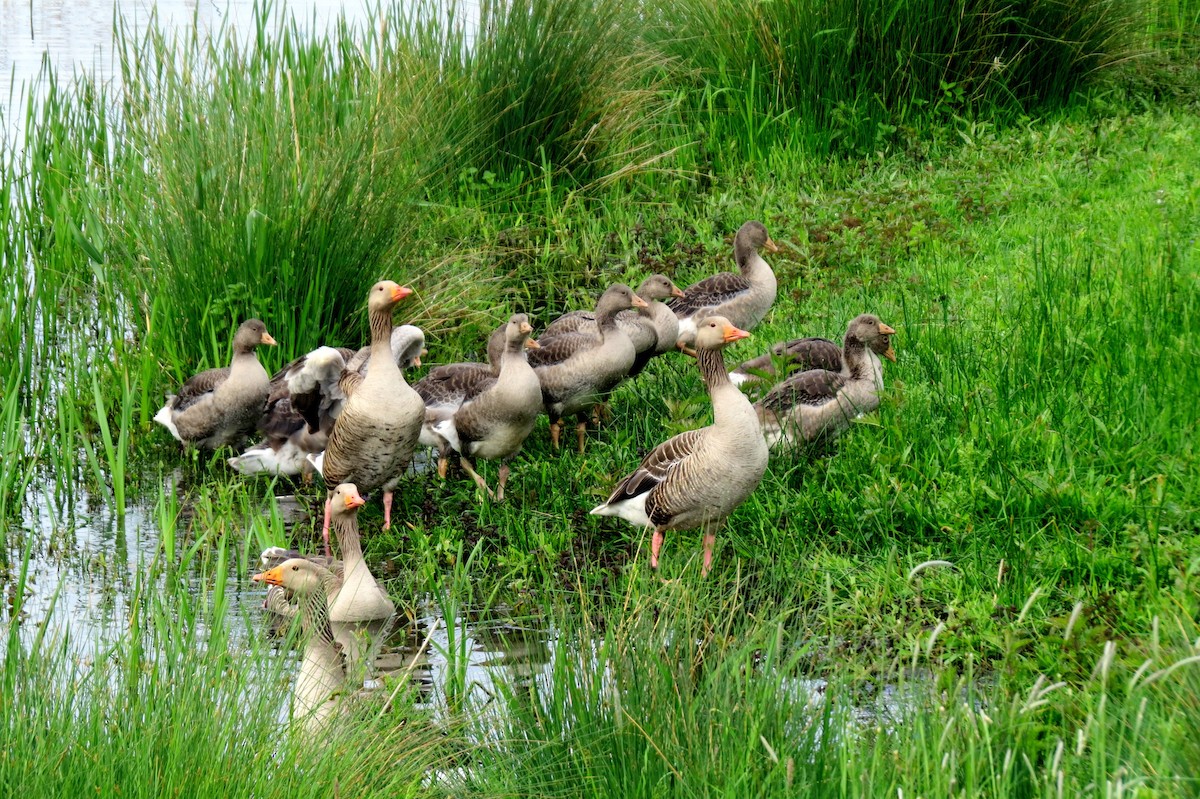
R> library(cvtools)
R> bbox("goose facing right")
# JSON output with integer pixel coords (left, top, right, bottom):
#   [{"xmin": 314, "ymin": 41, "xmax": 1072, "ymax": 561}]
[
  {"xmin": 154, "ymin": 319, "xmax": 277, "ymax": 449},
  {"xmin": 590, "ymin": 315, "xmax": 768, "ymax": 576}
]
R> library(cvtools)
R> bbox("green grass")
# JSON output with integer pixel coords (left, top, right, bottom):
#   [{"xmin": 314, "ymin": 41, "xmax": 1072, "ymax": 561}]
[{"xmin": 2, "ymin": 0, "xmax": 1200, "ymax": 794}]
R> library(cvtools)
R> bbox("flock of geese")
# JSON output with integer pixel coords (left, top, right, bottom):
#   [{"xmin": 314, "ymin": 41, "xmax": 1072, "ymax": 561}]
[{"xmin": 153, "ymin": 220, "xmax": 896, "ymax": 727}]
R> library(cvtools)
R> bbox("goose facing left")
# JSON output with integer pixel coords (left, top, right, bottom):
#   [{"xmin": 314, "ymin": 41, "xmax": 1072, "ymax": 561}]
[{"xmin": 154, "ymin": 319, "xmax": 277, "ymax": 450}]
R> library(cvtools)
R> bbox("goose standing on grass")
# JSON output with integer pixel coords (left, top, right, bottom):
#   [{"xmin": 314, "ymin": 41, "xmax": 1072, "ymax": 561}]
[
  {"xmin": 669, "ymin": 221, "xmax": 779, "ymax": 355},
  {"xmin": 754, "ymin": 314, "xmax": 896, "ymax": 448},
  {"xmin": 227, "ymin": 326, "xmax": 426, "ymax": 477},
  {"xmin": 433, "ymin": 314, "xmax": 543, "ymax": 500},
  {"xmin": 534, "ymin": 283, "xmax": 647, "ymax": 453},
  {"xmin": 542, "ymin": 274, "xmax": 685, "ymax": 377},
  {"xmin": 591, "ymin": 316, "xmax": 768, "ymax": 576},
  {"xmin": 154, "ymin": 319, "xmax": 277, "ymax": 449},
  {"xmin": 252, "ymin": 558, "xmax": 346, "ymax": 731},
  {"xmin": 310, "ymin": 281, "xmax": 424, "ymax": 553},
  {"xmin": 729, "ymin": 334, "xmax": 844, "ymax": 387}
]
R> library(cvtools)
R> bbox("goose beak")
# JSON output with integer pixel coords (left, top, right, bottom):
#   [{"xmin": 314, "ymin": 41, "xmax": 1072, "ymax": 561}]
[
  {"xmin": 670, "ymin": 284, "xmax": 686, "ymax": 298},
  {"xmin": 878, "ymin": 322, "xmax": 896, "ymax": 335},
  {"xmin": 764, "ymin": 238, "xmax": 780, "ymax": 254},
  {"xmin": 252, "ymin": 566, "xmax": 284, "ymax": 586},
  {"xmin": 722, "ymin": 325, "xmax": 751, "ymax": 343},
  {"xmin": 883, "ymin": 345, "xmax": 897, "ymax": 363},
  {"xmin": 344, "ymin": 491, "xmax": 366, "ymax": 510},
  {"xmin": 631, "ymin": 294, "xmax": 650, "ymax": 309},
  {"xmin": 519, "ymin": 321, "xmax": 534, "ymax": 335},
  {"xmin": 260, "ymin": 332, "xmax": 278, "ymax": 346},
  {"xmin": 391, "ymin": 285, "xmax": 414, "ymax": 303},
  {"xmin": 525, "ymin": 338, "xmax": 541, "ymax": 350}
]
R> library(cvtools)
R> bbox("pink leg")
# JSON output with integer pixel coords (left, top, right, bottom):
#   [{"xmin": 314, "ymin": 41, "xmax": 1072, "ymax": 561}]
[
  {"xmin": 496, "ymin": 464, "xmax": 510, "ymax": 503},
  {"xmin": 650, "ymin": 527, "xmax": 664, "ymax": 570},
  {"xmin": 701, "ymin": 532, "xmax": 717, "ymax": 576},
  {"xmin": 383, "ymin": 490, "xmax": 393, "ymax": 529},
  {"xmin": 322, "ymin": 497, "xmax": 332, "ymax": 558}
]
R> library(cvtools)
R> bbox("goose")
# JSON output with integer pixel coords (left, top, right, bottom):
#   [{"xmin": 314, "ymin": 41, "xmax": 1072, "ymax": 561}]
[
  {"xmin": 541, "ymin": 274, "xmax": 684, "ymax": 377},
  {"xmin": 533, "ymin": 284, "xmax": 647, "ymax": 453},
  {"xmin": 414, "ymin": 321, "xmax": 521, "ymax": 478},
  {"xmin": 154, "ymin": 319, "xmax": 277, "ymax": 449},
  {"xmin": 252, "ymin": 558, "xmax": 346, "ymax": 731},
  {"xmin": 669, "ymin": 221, "xmax": 779, "ymax": 355},
  {"xmin": 754, "ymin": 314, "xmax": 896, "ymax": 448},
  {"xmin": 227, "ymin": 326, "xmax": 426, "ymax": 477},
  {"xmin": 729, "ymin": 335, "xmax": 844, "ymax": 387},
  {"xmin": 310, "ymin": 281, "xmax": 424, "ymax": 552},
  {"xmin": 432, "ymin": 314, "xmax": 543, "ymax": 500},
  {"xmin": 591, "ymin": 315, "xmax": 768, "ymax": 576}
]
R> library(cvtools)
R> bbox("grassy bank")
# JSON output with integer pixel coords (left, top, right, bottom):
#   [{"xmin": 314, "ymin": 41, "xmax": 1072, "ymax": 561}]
[{"xmin": 2, "ymin": 0, "xmax": 1200, "ymax": 794}]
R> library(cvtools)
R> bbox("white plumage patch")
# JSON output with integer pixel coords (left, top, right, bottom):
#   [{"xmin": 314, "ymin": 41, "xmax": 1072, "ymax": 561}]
[
  {"xmin": 431, "ymin": 418, "xmax": 462, "ymax": 454},
  {"xmin": 306, "ymin": 451, "xmax": 325, "ymax": 477},
  {"xmin": 676, "ymin": 317, "xmax": 697, "ymax": 345},
  {"xmin": 590, "ymin": 492, "xmax": 651, "ymax": 527},
  {"xmin": 153, "ymin": 399, "xmax": 182, "ymax": 442},
  {"xmin": 227, "ymin": 441, "xmax": 308, "ymax": 476}
]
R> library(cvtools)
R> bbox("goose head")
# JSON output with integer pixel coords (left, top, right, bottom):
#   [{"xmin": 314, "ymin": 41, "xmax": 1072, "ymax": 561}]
[
  {"xmin": 233, "ymin": 319, "xmax": 277, "ymax": 354},
  {"xmin": 596, "ymin": 283, "xmax": 649, "ymax": 318},
  {"xmin": 367, "ymin": 280, "xmax": 414, "ymax": 316},
  {"xmin": 329, "ymin": 483, "xmax": 367, "ymax": 520},
  {"xmin": 734, "ymin": 220, "xmax": 780, "ymax": 263},
  {"xmin": 252, "ymin": 557, "xmax": 330, "ymax": 597},
  {"xmin": 845, "ymin": 314, "xmax": 897, "ymax": 362},
  {"xmin": 391, "ymin": 325, "xmax": 427, "ymax": 368},
  {"xmin": 635, "ymin": 274, "xmax": 685, "ymax": 301},
  {"xmin": 504, "ymin": 313, "xmax": 540, "ymax": 352},
  {"xmin": 694, "ymin": 315, "xmax": 751, "ymax": 351}
]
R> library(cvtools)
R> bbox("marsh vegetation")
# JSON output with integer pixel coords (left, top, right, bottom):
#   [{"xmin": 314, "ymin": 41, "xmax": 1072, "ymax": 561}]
[{"xmin": 2, "ymin": 0, "xmax": 1199, "ymax": 795}]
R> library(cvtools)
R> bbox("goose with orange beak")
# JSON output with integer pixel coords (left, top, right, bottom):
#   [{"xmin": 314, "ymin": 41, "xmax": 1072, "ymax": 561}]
[{"xmin": 591, "ymin": 316, "xmax": 768, "ymax": 576}]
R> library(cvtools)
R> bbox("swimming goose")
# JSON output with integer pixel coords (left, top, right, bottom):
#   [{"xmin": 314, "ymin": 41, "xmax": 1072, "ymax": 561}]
[
  {"xmin": 591, "ymin": 316, "xmax": 768, "ymax": 576},
  {"xmin": 311, "ymin": 281, "xmax": 424, "ymax": 551},
  {"xmin": 729, "ymin": 335, "xmax": 843, "ymax": 387},
  {"xmin": 669, "ymin": 221, "xmax": 779, "ymax": 354},
  {"xmin": 542, "ymin": 274, "xmax": 684, "ymax": 377},
  {"xmin": 228, "ymin": 326, "xmax": 426, "ymax": 477},
  {"xmin": 754, "ymin": 314, "xmax": 896, "ymax": 448},
  {"xmin": 154, "ymin": 319, "xmax": 277, "ymax": 449},
  {"xmin": 432, "ymin": 314, "xmax": 543, "ymax": 500},
  {"xmin": 253, "ymin": 558, "xmax": 345, "ymax": 731},
  {"xmin": 534, "ymin": 284, "xmax": 647, "ymax": 453}
]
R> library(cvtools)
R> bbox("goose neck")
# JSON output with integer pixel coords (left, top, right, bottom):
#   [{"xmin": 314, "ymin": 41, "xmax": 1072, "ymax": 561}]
[{"xmin": 332, "ymin": 516, "xmax": 364, "ymax": 567}]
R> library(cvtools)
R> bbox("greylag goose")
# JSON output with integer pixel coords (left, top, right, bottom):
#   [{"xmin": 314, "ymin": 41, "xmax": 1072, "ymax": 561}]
[
  {"xmin": 154, "ymin": 319, "xmax": 277, "ymax": 449},
  {"xmin": 669, "ymin": 221, "xmax": 779, "ymax": 355},
  {"xmin": 252, "ymin": 558, "xmax": 346, "ymax": 731},
  {"xmin": 754, "ymin": 314, "xmax": 896, "ymax": 448},
  {"xmin": 729, "ymin": 335, "xmax": 843, "ymax": 387},
  {"xmin": 227, "ymin": 326, "xmax": 426, "ymax": 477},
  {"xmin": 432, "ymin": 314, "xmax": 543, "ymax": 500},
  {"xmin": 542, "ymin": 274, "xmax": 684, "ymax": 377},
  {"xmin": 534, "ymin": 284, "xmax": 647, "ymax": 452},
  {"xmin": 310, "ymin": 281, "xmax": 424, "ymax": 551},
  {"xmin": 591, "ymin": 316, "xmax": 768, "ymax": 576}
]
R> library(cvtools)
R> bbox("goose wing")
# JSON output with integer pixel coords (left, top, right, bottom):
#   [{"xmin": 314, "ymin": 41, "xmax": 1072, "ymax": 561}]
[
  {"xmin": 172, "ymin": 367, "xmax": 230, "ymax": 411},
  {"xmin": 668, "ymin": 272, "xmax": 752, "ymax": 319},
  {"xmin": 758, "ymin": 369, "xmax": 846, "ymax": 415},
  {"xmin": 599, "ymin": 429, "xmax": 705, "ymax": 507}
]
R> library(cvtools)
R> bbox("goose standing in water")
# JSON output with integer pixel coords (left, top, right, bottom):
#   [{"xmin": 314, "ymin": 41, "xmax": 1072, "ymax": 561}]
[
  {"xmin": 754, "ymin": 314, "xmax": 896, "ymax": 448},
  {"xmin": 154, "ymin": 319, "xmax": 277, "ymax": 449},
  {"xmin": 253, "ymin": 557, "xmax": 345, "ymax": 731},
  {"xmin": 591, "ymin": 316, "xmax": 768, "ymax": 576},
  {"xmin": 310, "ymin": 281, "xmax": 424, "ymax": 552},
  {"xmin": 669, "ymin": 221, "xmax": 779, "ymax": 355}
]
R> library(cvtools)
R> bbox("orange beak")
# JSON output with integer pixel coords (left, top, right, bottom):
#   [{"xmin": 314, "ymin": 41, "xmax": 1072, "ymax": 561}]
[
  {"xmin": 260, "ymin": 331, "xmax": 278, "ymax": 346},
  {"xmin": 878, "ymin": 322, "xmax": 896, "ymax": 335},
  {"xmin": 764, "ymin": 238, "xmax": 780, "ymax": 254},
  {"xmin": 391, "ymin": 285, "xmax": 414, "ymax": 303},
  {"xmin": 344, "ymin": 490, "xmax": 366, "ymax": 510},
  {"xmin": 252, "ymin": 565, "xmax": 284, "ymax": 586},
  {"xmin": 670, "ymin": 284, "xmax": 686, "ymax": 298},
  {"xmin": 525, "ymin": 338, "xmax": 541, "ymax": 350},
  {"xmin": 631, "ymin": 294, "xmax": 650, "ymax": 309},
  {"xmin": 722, "ymin": 324, "xmax": 751, "ymax": 343},
  {"xmin": 884, "ymin": 345, "xmax": 897, "ymax": 363},
  {"xmin": 519, "ymin": 321, "xmax": 534, "ymax": 335}
]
